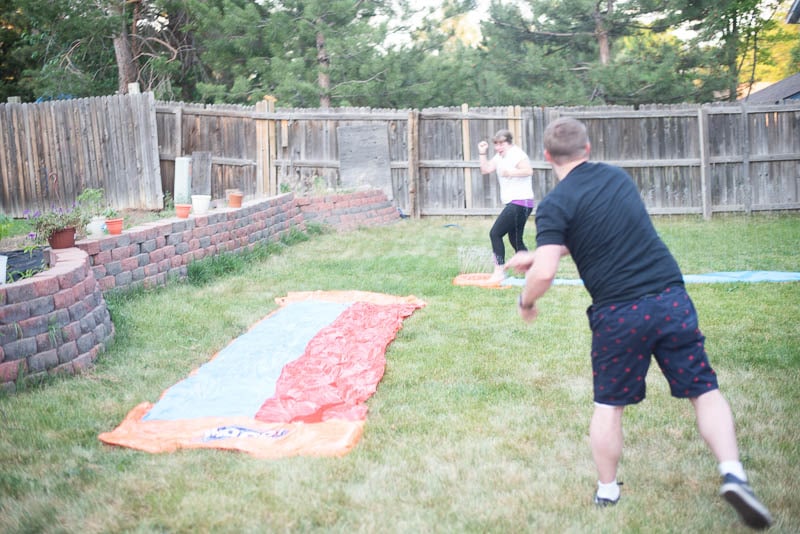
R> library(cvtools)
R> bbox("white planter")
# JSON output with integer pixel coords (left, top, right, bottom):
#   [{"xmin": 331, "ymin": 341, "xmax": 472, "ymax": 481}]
[
  {"xmin": 86, "ymin": 216, "xmax": 106, "ymax": 237},
  {"xmin": 191, "ymin": 194, "xmax": 211, "ymax": 215},
  {"xmin": 0, "ymin": 254, "xmax": 6, "ymax": 285}
]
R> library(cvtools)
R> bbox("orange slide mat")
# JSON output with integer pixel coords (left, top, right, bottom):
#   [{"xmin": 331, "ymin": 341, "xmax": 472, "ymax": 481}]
[{"xmin": 99, "ymin": 291, "xmax": 425, "ymax": 459}]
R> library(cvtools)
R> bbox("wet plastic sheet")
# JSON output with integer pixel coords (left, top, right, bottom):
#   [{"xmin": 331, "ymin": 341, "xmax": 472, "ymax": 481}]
[{"xmin": 99, "ymin": 291, "xmax": 425, "ymax": 458}]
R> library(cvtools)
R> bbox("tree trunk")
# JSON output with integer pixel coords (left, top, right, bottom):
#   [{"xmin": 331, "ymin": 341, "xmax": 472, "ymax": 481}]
[
  {"xmin": 113, "ymin": 33, "xmax": 137, "ymax": 94},
  {"xmin": 316, "ymin": 30, "xmax": 331, "ymax": 108},
  {"xmin": 726, "ymin": 17, "xmax": 740, "ymax": 101},
  {"xmin": 594, "ymin": 0, "xmax": 613, "ymax": 66}
]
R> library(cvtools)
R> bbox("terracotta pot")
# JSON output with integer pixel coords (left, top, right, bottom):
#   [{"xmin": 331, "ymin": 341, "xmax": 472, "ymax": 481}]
[
  {"xmin": 175, "ymin": 203, "xmax": 191, "ymax": 218},
  {"xmin": 48, "ymin": 227, "xmax": 76, "ymax": 249},
  {"xmin": 228, "ymin": 192, "xmax": 243, "ymax": 208},
  {"xmin": 105, "ymin": 217, "xmax": 124, "ymax": 235}
]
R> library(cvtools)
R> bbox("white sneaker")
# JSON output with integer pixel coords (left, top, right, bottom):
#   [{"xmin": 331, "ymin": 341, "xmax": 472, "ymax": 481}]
[{"xmin": 487, "ymin": 268, "xmax": 506, "ymax": 283}]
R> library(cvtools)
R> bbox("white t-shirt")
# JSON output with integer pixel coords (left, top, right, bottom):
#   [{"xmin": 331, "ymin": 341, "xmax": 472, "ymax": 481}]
[{"xmin": 491, "ymin": 145, "xmax": 534, "ymax": 204}]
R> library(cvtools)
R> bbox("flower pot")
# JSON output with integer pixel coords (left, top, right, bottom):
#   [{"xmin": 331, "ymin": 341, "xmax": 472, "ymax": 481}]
[
  {"xmin": 48, "ymin": 227, "xmax": 76, "ymax": 249},
  {"xmin": 105, "ymin": 217, "xmax": 124, "ymax": 235},
  {"xmin": 0, "ymin": 254, "xmax": 6, "ymax": 285},
  {"xmin": 191, "ymin": 194, "xmax": 211, "ymax": 215},
  {"xmin": 175, "ymin": 203, "xmax": 191, "ymax": 218},
  {"xmin": 87, "ymin": 216, "xmax": 106, "ymax": 238},
  {"xmin": 228, "ymin": 191, "xmax": 243, "ymax": 208}
]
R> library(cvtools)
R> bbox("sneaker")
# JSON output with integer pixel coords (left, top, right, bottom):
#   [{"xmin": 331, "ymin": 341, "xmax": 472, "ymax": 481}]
[
  {"xmin": 593, "ymin": 492, "xmax": 619, "ymax": 507},
  {"xmin": 593, "ymin": 481, "xmax": 623, "ymax": 507},
  {"xmin": 719, "ymin": 473, "xmax": 773, "ymax": 530},
  {"xmin": 487, "ymin": 267, "xmax": 506, "ymax": 284}
]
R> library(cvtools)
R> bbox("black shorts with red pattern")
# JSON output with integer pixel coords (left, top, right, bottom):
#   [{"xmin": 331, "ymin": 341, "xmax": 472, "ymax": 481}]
[{"xmin": 586, "ymin": 285, "xmax": 719, "ymax": 406}]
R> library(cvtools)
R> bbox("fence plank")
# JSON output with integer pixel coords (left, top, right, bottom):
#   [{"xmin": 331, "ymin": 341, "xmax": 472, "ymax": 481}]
[
  {"xmin": 698, "ymin": 107, "xmax": 712, "ymax": 219},
  {"xmin": 462, "ymin": 104, "xmax": 472, "ymax": 209}
]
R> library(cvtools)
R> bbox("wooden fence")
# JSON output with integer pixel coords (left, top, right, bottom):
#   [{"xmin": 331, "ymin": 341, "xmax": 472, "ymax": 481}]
[
  {"xmin": 0, "ymin": 93, "xmax": 162, "ymax": 217},
  {"xmin": 2, "ymin": 93, "xmax": 799, "ymax": 219},
  {"xmin": 155, "ymin": 100, "xmax": 800, "ymax": 218}
]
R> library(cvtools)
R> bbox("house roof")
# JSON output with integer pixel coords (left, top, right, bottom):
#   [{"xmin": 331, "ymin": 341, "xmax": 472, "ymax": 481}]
[
  {"xmin": 788, "ymin": 0, "xmax": 800, "ymax": 23},
  {"xmin": 741, "ymin": 72, "xmax": 800, "ymax": 104}
]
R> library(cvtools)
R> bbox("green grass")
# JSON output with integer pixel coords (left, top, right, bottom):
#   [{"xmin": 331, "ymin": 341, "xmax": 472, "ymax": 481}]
[{"xmin": 1, "ymin": 215, "xmax": 798, "ymax": 533}]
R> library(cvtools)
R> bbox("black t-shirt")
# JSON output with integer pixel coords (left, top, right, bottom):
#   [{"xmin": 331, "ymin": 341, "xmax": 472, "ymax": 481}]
[{"xmin": 536, "ymin": 161, "xmax": 684, "ymax": 306}]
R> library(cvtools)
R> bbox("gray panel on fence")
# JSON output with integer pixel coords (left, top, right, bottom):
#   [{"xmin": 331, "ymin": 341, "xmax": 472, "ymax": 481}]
[
  {"xmin": 191, "ymin": 151, "xmax": 212, "ymax": 195},
  {"xmin": 337, "ymin": 125, "xmax": 392, "ymax": 200}
]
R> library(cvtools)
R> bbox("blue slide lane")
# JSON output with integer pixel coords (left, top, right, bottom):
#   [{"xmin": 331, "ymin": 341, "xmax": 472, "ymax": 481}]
[
  {"xmin": 500, "ymin": 271, "xmax": 800, "ymax": 287},
  {"xmin": 143, "ymin": 300, "xmax": 351, "ymax": 421}
]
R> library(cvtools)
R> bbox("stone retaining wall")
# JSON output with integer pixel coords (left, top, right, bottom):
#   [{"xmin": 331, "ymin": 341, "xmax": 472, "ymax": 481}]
[
  {"xmin": 0, "ymin": 190, "xmax": 399, "ymax": 393},
  {"xmin": 295, "ymin": 190, "xmax": 400, "ymax": 230},
  {"xmin": 0, "ymin": 248, "xmax": 113, "ymax": 392},
  {"xmin": 84, "ymin": 193, "xmax": 303, "ymax": 292}
]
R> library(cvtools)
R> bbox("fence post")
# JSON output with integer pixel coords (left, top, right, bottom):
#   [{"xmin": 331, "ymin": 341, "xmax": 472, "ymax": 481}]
[
  {"xmin": 408, "ymin": 110, "xmax": 420, "ymax": 218},
  {"xmin": 740, "ymin": 103, "xmax": 753, "ymax": 214},
  {"xmin": 461, "ymin": 104, "xmax": 472, "ymax": 209},
  {"xmin": 509, "ymin": 105, "xmax": 522, "ymax": 146},
  {"xmin": 255, "ymin": 96, "xmax": 276, "ymax": 197},
  {"xmin": 697, "ymin": 106, "xmax": 712, "ymax": 220}
]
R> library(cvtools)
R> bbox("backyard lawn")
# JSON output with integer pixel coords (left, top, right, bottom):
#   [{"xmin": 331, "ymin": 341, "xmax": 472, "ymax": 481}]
[{"xmin": 1, "ymin": 214, "xmax": 798, "ymax": 533}]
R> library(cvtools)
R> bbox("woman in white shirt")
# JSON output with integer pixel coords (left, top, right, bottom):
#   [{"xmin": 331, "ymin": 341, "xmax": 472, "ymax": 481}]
[{"xmin": 478, "ymin": 129, "xmax": 535, "ymax": 283}]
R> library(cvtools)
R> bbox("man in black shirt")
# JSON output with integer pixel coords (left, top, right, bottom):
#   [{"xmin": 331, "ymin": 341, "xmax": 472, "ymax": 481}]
[{"xmin": 506, "ymin": 118, "xmax": 772, "ymax": 530}]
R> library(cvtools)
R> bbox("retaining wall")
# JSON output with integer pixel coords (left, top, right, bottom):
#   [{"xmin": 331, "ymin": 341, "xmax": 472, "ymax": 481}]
[
  {"xmin": 0, "ymin": 190, "xmax": 399, "ymax": 393},
  {"xmin": 295, "ymin": 190, "xmax": 400, "ymax": 230},
  {"xmin": 0, "ymin": 248, "xmax": 113, "ymax": 392}
]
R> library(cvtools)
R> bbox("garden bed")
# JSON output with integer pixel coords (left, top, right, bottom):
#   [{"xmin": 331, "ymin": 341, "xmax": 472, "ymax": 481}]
[{"xmin": 3, "ymin": 248, "xmax": 46, "ymax": 283}]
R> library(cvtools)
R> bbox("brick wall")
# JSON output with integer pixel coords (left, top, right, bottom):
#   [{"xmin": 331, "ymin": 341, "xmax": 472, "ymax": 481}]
[
  {"xmin": 84, "ymin": 193, "xmax": 303, "ymax": 292},
  {"xmin": 0, "ymin": 190, "xmax": 399, "ymax": 393},
  {"xmin": 0, "ymin": 248, "xmax": 114, "ymax": 392},
  {"xmin": 295, "ymin": 190, "xmax": 400, "ymax": 231}
]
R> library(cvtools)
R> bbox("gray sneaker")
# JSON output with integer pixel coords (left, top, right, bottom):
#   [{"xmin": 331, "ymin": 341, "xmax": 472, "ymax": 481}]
[
  {"xmin": 593, "ymin": 492, "xmax": 619, "ymax": 507},
  {"xmin": 719, "ymin": 474, "xmax": 773, "ymax": 530},
  {"xmin": 593, "ymin": 481, "xmax": 622, "ymax": 507}
]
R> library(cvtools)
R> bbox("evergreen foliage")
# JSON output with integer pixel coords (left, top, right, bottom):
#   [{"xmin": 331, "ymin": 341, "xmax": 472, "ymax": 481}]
[{"xmin": 0, "ymin": 0, "xmax": 795, "ymax": 107}]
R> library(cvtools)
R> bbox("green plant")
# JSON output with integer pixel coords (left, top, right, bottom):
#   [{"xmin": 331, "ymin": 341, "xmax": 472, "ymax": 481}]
[
  {"xmin": 24, "ymin": 205, "xmax": 89, "ymax": 245},
  {"xmin": 47, "ymin": 316, "xmax": 63, "ymax": 347},
  {"xmin": 76, "ymin": 188, "xmax": 105, "ymax": 218},
  {"xmin": 102, "ymin": 206, "xmax": 119, "ymax": 218},
  {"xmin": 0, "ymin": 213, "xmax": 12, "ymax": 245},
  {"xmin": 7, "ymin": 268, "xmax": 43, "ymax": 283}
]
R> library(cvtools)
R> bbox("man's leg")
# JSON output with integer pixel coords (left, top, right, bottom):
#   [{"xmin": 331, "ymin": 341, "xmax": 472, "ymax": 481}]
[
  {"xmin": 590, "ymin": 403, "xmax": 624, "ymax": 504},
  {"xmin": 690, "ymin": 389, "xmax": 738, "ymax": 462},
  {"xmin": 691, "ymin": 390, "xmax": 773, "ymax": 529}
]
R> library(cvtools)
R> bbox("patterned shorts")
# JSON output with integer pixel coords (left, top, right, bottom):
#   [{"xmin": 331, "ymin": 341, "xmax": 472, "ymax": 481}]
[{"xmin": 586, "ymin": 286, "xmax": 719, "ymax": 405}]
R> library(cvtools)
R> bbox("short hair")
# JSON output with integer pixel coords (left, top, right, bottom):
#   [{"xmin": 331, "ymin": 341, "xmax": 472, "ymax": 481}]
[
  {"xmin": 543, "ymin": 118, "xmax": 589, "ymax": 164},
  {"xmin": 492, "ymin": 129, "xmax": 513, "ymax": 144}
]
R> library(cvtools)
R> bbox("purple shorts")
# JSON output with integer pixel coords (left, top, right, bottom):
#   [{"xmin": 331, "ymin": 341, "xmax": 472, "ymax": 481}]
[{"xmin": 586, "ymin": 285, "xmax": 719, "ymax": 406}]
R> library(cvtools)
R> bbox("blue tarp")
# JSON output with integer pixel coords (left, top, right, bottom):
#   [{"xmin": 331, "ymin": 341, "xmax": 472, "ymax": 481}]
[{"xmin": 500, "ymin": 271, "xmax": 800, "ymax": 287}]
